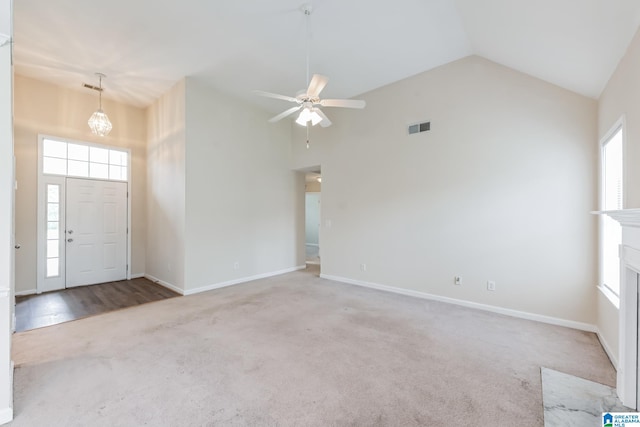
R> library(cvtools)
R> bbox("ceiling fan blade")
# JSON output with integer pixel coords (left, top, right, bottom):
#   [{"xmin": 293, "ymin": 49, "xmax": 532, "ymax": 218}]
[
  {"xmin": 315, "ymin": 108, "xmax": 332, "ymax": 128},
  {"xmin": 307, "ymin": 74, "xmax": 328, "ymax": 98},
  {"xmin": 268, "ymin": 106, "xmax": 302, "ymax": 123},
  {"xmin": 319, "ymin": 99, "xmax": 366, "ymax": 109},
  {"xmin": 253, "ymin": 90, "xmax": 298, "ymax": 103}
]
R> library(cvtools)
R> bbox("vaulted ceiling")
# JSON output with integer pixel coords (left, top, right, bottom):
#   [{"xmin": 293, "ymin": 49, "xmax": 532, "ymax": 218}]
[{"xmin": 12, "ymin": 0, "xmax": 640, "ymax": 111}]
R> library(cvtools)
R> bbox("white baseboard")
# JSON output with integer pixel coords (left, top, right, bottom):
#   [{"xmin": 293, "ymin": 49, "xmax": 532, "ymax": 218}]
[
  {"xmin": 0, "ymin": 407, "xmax": 13, "ymax": 425},
  {"xmin": 144, "ymin": 275, "xmax": 184, "ymax": 295},
  {"xmin": 129, "ymin": 273, "xmax": 145, "ymax": 279},
  {"xmin": 597, "ymin": 329, "xmax": 618, "ymax": 369},
  {"xmin": 0, "ymin": 361, "xmax": 14, "ymax": 424},
  {"xmin": 320, "ymin": 274, "xmax": 598, "ymax": 333},
  {"xmin": 183, "ymin": 265, "xmax": 307, "ymax": 296},
  {"xmin": 14, "ymin": 289, "xmax": 36, "ymax": 297}
]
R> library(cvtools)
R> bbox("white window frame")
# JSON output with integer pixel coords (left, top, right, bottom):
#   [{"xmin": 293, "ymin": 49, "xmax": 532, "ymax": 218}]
[
  {"xmin": 37, "ymin": 134, "xmax": 132, "ymax": 293},
  {"xmin": 598, "ymin": 116, "xmax": 626, "ymax": 307}
]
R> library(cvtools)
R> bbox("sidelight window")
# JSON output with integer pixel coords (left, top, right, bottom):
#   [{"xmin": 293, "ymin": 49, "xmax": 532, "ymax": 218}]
[{"xmin": 46, "ymin": 184, "xmax": 61, "ymax": 277}]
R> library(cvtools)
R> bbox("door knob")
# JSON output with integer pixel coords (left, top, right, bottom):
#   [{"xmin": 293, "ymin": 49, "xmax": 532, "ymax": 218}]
[{"xmin": 67, "ymin": 238, "xmax": 73, "ymax": 243}]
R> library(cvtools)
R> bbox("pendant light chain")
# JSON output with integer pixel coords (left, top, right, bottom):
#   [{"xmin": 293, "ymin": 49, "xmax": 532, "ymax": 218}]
[{"xmin": 99, "ymin": 74, "xmax": 103, "ymax": 110}]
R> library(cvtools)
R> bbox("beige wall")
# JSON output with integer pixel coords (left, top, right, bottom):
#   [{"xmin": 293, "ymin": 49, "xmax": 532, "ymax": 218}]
[
  {"xmin": 293, "ymin": 55, "xmax": 598, "ymax": 325},
  {"xmin": 596, "ymin": 26, "xmax": 640, "ymax": 364},
  {"xmin": 146, "ymin": 80, "xmax": 186, "ymax": 290},
  {"xmin": 183, "ymin": 78, "xmax": 304, "ymax": 291},
  {"xmin": 13, "ymin": 75, "xmax": 147, "ymax": 294}
]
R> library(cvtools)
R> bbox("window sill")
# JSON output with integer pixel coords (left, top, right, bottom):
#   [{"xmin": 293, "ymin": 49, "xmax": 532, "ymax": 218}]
[{"xmin": 598, "ymin": 285, "xmax": 620, "ymax": 309}]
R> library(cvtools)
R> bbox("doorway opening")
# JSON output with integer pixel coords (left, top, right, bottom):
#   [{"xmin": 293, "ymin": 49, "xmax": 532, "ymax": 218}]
[{"xmin": 304, "ymin": 169, "xmax": 321, "ymax": 266}]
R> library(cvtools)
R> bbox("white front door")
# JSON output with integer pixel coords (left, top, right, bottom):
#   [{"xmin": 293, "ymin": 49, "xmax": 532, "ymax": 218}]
[{"xmin": 65, "ymin": 178, "xmax": 127, "ymax": 287}]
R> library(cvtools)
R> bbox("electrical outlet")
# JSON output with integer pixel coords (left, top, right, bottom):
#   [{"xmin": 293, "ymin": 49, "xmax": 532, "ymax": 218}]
[
  {"xmin": 454, "ymin": 276, "xmax": 461, "ymax": 285},
  {"xmin": 487, "ymin": 281, "xmax": 496, "ymax": 291},
  {"xmin": 234, "ymin": 261, "xmax": 240, "ymax": 270},
  {"xmin": 360, "ymin": 263, "xmax": 367, "ymax": 272}
]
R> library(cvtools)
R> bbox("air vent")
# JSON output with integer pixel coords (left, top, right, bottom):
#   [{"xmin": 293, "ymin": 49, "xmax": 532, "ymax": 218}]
[
  {"xmin": 408, "ymin": 121, "xmax": 430, "ymax": 135},
  {"xmin": 82, "ymin": 83, "xmax": 103, "ymax": 92}
]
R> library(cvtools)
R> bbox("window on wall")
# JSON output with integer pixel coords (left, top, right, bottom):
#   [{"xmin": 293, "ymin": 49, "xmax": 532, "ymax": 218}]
[
  {"xmin": 42, "ymin": 138, "xmax": 128, "ymax": 181},
  {"xmin": 601, "ymin": 125, "xmax": 623, "ymax": 297}
]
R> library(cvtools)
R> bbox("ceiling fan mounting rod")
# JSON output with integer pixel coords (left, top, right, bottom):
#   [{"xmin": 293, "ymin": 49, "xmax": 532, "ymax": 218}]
[{"xmin": 303, "ymin": 3, "xmax": 312, "ymax": 86}]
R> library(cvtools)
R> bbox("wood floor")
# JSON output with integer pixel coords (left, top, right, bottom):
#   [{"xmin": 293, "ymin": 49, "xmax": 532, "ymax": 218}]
[{"xmin": 15, "ymin": 278, "xmax": 180, "ymax": 332}]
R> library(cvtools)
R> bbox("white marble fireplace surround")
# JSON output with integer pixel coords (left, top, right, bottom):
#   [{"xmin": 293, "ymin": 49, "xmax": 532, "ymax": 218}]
[{"xmin": 599, "ymin": 209, "xmax": 640, "ymax": 409}]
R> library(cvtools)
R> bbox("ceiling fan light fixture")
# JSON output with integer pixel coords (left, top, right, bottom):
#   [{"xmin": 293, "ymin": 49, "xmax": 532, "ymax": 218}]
[
  {"xmin": 295, "ymin": 110, "xmax": 309, "ymax": 126},
  {"xmin": 296, "ymin": 107, "xmax": 310, "ymax": 126},
  {"xmin": 296, "ymin": 107, "xmax": 322, "ymax": 126},
  {"xmin": 254, "ymin": 4, "xmax": 364, "ymax": 133},
  {"xmin": 87, "ymin": 73, "xmax": 112, "ymax": 137},
  {"xmin": 309, "ymin": 109, "xmax": 323, "ymax": 126}
]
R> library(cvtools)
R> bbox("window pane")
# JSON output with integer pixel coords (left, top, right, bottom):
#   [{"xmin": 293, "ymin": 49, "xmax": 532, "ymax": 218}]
[
  {"xmin": 109, "ymin": 165, "xmax": 124, "ymax": 180},
  {"xmin": 47, "ymin": 222, "xmax": 59, "ymax": 239},
  {"xmin": 47, "ymin": 239, "xmax": 59, "ymax": 258},
  {"xmin": 109, "ymin": 150, "xmax": 127, "ymax": 166},
  {"xmin": 90, "ymin": 146, "xmax": 109, "ymax": 164},
  {"xmin": 43, "ymin": 140, "xmax": 67, "ymax": 158},
  {"xmin": 601, "ymin": 127, "xmax": 624, "ymax": 296},
  {"xmin": 68, "ymin": 160, "xmax": 89, "ymax": 177},
  {"xmin": 47, "ymin": 203, "xmax": 59, "ymax": 221},
  {"xmin": 46, "ymin": 258, "xmax": 59, "ymax": 278},
  {"xmin": 604, "ymin": 130, "xmax": 623, "ymax": 210},
  {"xmin": 90, "ymin": 162, "xmax": 109, "ymax": 179},
  {"xmin": 68, "ymin": 143, "xmax": 89, "ymax": 161},
  {"xmin": 47, "ymin": 184, "xmax": 59, "ymax": 203},
  {"xmin": 43, "ymin": 157, "xmax": 67, "ymax": 175}
]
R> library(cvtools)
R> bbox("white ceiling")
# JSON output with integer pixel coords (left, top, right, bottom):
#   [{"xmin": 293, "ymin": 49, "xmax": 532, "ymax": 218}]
[{"xmin": 12, "ymin": 0, "xmax": 640, "ymax": 111}]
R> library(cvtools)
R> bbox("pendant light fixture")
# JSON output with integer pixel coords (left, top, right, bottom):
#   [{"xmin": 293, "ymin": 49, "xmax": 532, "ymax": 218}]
[{"xmin": 87, "ymin": 73, "xmax": 112, "ymax": 136}]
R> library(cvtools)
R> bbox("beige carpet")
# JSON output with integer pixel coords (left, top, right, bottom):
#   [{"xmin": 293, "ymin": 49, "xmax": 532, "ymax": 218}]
[{"xmin": 10, "ymin": 267, "xmax": 614, "ymax": 426}]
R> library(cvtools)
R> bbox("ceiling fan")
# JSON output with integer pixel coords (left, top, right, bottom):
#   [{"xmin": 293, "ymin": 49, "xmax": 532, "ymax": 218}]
[{"xmin": 254, "ymin": 4, "xmax": 366, "ymax": 129}]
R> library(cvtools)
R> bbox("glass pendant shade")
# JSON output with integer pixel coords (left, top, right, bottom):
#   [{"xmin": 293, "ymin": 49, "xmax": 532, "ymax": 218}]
[{"xmin": 88, "ymin": 109, "xmax": 112, "ymax": 136}]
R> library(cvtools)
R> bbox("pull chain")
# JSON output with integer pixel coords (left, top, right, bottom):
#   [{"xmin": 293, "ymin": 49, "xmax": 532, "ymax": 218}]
[{"xmin": 306, "ymin": 123, "xmax": 310, "ymax": 149}]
